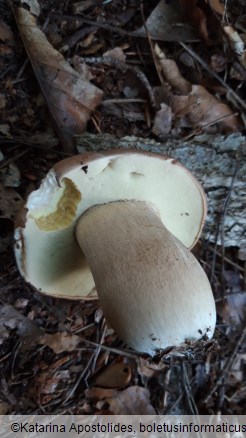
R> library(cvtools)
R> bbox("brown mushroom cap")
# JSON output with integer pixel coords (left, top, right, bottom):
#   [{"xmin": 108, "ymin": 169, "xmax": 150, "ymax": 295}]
[{"xmin": 14, "ymin": 150, "xmax": 206, "ymax": 299}]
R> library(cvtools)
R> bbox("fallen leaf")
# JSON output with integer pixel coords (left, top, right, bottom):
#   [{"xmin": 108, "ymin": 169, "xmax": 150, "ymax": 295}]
[
  {"xmin": 20, "ymin": 0, "xmax": 41, "ymax": 16},
  {"xmin": 33, "ymin": 369, "xmax": 70, "ymax": 404},
  {"xmin": 106, "ymin": 386, "xmax": 155, "ymax": 414},
  {"xmin": 15, "ymin": 8, "xmax": 103, "ymax": 151},
  {"xmin": 138, "ymin": 357, "xmax": 167, "ymax": 378},
  {"xmin": 181, "ymin": 0, "xmax": 223, "ymax": 43},
  {"xmin": 0, "ymin": 402, "xmax": 10, "ymax": 415},
  {"xmin": 93, "ymin": 363, "xmax": 132, "ymax": 388},
  {"xmin": 0, "ymin": 21, "xmax": 13, "ymax": 42},
  {"xmin": 217, "ymin": 292, "xmax": 246, "ymax": 326},
  {"xmin": 79, "ymin": 31, "xmax": 97, "ymax": 49},
  {"xmin": 152, "ymin": 48, "xmax": 241, "ymax": 132},
  {"xmin": 103, "ymin": 47, "xmax": 126, "ymax": 63},
  {"xmin": 152, "ymin": 103, "xmax": 173, "ymax": 137},
  {"xmin": 179, "ymin": 0, "xmax": 209, "ymax": 43},
  {"xmin": 207, "ymin": 0, "xmax": 224, "ymax": 15},
  {"xmin": 85, "ymin": 387, "xmax": 118, "ymax": 400},
  {"xmin": 72, "ymin": 56, "xmax": 93, "ymax": 81},
  {"xmin": 171, "ymin": 84, "xmax": 241, "ymax": 132},
  {"xmin": 230, "ymin": 61, "xmax": 246, "ymax": 81},
  {"xmin": 2, "ymin": 163, "xmax": 21, "ymax": 187},
  {"xmin": 0, "ymin": 185, "xmax": 23, "ymax": 220},
  {"xmin": 39, "ymin": 332, "xmax": 81, "ymax": 354},
  {"xmin": 230, "ymin": 353, "xmax": 246, "ymax": 381},
  {"xmin": 210, "ymin": 53, "xmax": 229, "ymax": 73},
  {"xmin": 155, "ymin": 44, "xmax": 191, "ymax": 95},
  {"xmin": 0, "ymin": 45, "xmax": 13, "ymax": 56},
  {"xmin": 133, "ymin": 0, "xmax": 199, "ymax": 42},
  {"xmin": 223, "ymin": 26, "xmax": 246, "ymax": 68},
  {"xmin": 0, "ymin": 186, "xmax": 23, "ymax": 253},
  {"xmin": 0, "ymin": 305, "xmax": 43, "ymax": 345}
]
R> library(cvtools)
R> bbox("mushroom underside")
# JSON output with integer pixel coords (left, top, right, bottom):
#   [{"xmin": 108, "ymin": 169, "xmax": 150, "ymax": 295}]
[{"xmin": 14, "ymin": 152, "xmax": 206, "ymax": 300}]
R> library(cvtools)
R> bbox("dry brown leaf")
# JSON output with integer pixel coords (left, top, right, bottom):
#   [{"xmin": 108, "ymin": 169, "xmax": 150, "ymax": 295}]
[
  {"xmin": 210, "ymin": 53, "xmax": 229, "ymax": 72},
  {"xmin": 152, "ymin": 103, "xmax": 173, "ymax": 137},
  {"xmin": 230, "ymin": 353, "xmax": 246, "ymax": 381},
  {"xmin": 138, "ymin": 357, "xmax": 167, "ymax": 378},
  {"xmin": 2, "ymin": 163, "xmax": 21, "ymax": 187},
  {"xmin": 106, "ymin": 386, "xmax": 155, "ymax": 415},
  {"xmin": 85, "ymin": 387, "xmax": 117, "ymax": 400},
  {"xmin": 0, "ymin": 45, "xmax": 13, "ymax": 56},
  {"xmin": 223, "ymin": 26, "xmax": 246, "ymax": 68},
  {"xmin": 0, "ymin": 21, "xmax": 13, "ymax": 42},
  {"xmin": 154, "ymin": 44, "xmax": 191, "ymax": 95},
  {"xmin": 103, "ymin": 47, "xmax": 126, "ymax": 63},
  {"xmin": 171, "ymin": 84, "xmax": 241, "ymax": 132},
  {"xmin": 133, "ymin": 0, "xmax": 199, "ymax": 42},
  {"xmin": 179, "ymin": 0, "xmax": 209, "ymax": 43},
  {"xmin": 15, "ymin": 8, "xmax": 103, "ymax": 149},
  {"xmin": 33, "ymin": 368, "xmax": 70, "ymax": 404},
  {"xmin": 154, "ymin": 45, "xmax": 240, "ymax": 133},
  {"xmin": 39, "ymin": 332, "xmax": 80, "ymax": 354},
  {"xmin": 20, "ymin": 0, "xmax": 40, "ymax": 16},
  {"xmin": 0, "ymin": 402, "xmax": 10, "ymax": 415},
  {"xmin": 93, "ymin": 363, "xmax": 132, "ymax": 388},
  {"xmin": 217, "ymin": 292, "xmax": 246, "ymax": 326},
  {"xmin": 0, "ymin": 185, "xmax": 23, "ymax": 219},
  {"xmin": 206, "ymin": 0, "xmax": 224, "ymax": 15},
  {"xmin": 0, "ymin": 304, "xmax": 43, "ymax": 345},
  {"xmin": 0, "ymin": 187, "xmax": 23, "ymax": 252}
]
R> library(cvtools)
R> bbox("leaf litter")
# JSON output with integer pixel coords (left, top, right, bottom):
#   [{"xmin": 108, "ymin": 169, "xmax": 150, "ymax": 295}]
[
  {"xmin": 0, "ymin": 0, "xmax": 245, "ymax": 415},
  {"xmin": 14, "ymin": 7, "xmax": 103, "ymax": 151}
]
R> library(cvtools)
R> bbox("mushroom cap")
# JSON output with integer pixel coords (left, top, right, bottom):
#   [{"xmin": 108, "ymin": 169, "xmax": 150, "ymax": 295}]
[{"xmin": 14, "ymin": 150, "xmax": 206, "ymax": 299}]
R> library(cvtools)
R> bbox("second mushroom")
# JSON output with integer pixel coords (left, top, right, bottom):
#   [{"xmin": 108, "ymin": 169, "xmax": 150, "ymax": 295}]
[{"xmin": 15, "ymin": 150, "xmax": 216, "ymax": 355}]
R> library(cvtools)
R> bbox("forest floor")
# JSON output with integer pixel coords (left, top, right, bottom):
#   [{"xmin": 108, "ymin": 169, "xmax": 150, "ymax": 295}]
[{"xmin": 0, "ymin": 0, "xmax": 246, "ymax": 415}]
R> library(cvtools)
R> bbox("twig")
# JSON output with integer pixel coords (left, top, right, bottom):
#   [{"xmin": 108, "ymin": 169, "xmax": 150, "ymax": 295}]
[
  {"xmin": 183, "ymin": 111, "xmax": 239, "ymax": 141},
  {"xmin": 63, "ymin": 351, "xmax": 95, "ymax": 404},
  {"xmin": 102, "ymin": 98, "xmax": 147, "ymax": 104},
  {"xmin": 179, "ymin": 42, "xmax": 246, "ymax": 112},
  {"xmin": 72, "ymin": 322, "xmax": 95, "ymax": 334},
  {"xmin": 60, "ymin": 25, "xmax": 98, "ymax": 52},
  {"xmin": 78, "ymin": 338, "xmax": 143, "ymax": 358},
  {"xmin": 210, "ymin": 162, "xmax": 240, "ymax": 295},
  {"xmin": 91, "ymin": 322, "xmax": 107, "ymax": 373},
  {"xmin": 0, "ymin": 65, "xmax": 12, "ymax": 80},
  {"xmin": 208, "ymin": 246, "xmax": 244, "ymax": 273},
  {"xmin": 182, "ymin": 363, "xmax": 199, "ymax": 415},
  {"xmin": 204, "ymin": 323, "xmax": 246, "ymax": 404},
  {"xmin": 0, "ymin": 148, "xmax": 30, "ymax": 169},
  {"xmin": 139, "ymin": 0, "xmax": 163, "ymax": 85},
  {"xmin": 51, "ymin": 14, "xmax": 134, "ymax": 37},
  {"xmin": 219, "ymin": 162, "xmax": 241, "ymax": 297}
]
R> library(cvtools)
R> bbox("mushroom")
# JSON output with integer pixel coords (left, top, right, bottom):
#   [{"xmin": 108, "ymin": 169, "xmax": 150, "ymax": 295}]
[{"xmin": 14, "ymin": 150, "xmax": 216, "ymax": 355}]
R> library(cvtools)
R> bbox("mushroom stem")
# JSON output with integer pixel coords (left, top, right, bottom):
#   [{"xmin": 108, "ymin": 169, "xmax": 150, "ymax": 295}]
[{"xmin": 76, "ymin": 201, "xmax": 216, "ymax": 355}]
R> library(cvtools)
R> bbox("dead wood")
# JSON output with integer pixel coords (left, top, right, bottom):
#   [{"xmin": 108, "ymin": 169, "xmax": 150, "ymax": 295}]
[{"xmin": 75, "ymin": 132, "xmax": 246, "ymax": 250}]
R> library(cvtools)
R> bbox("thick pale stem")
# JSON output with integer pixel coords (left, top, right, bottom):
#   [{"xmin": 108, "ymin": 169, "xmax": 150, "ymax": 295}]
[{"xmin": 76, "ymin": 201, "xmax": 216, "ymax": 355}]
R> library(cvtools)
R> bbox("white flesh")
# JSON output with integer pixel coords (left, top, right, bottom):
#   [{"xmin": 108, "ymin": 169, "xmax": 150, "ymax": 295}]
[{"xmin": 15, "ymin": 153, "xmax": 206, "ymax": 298}]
